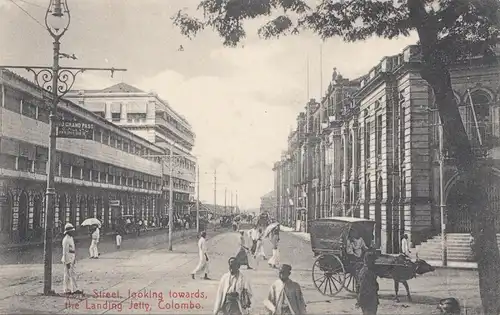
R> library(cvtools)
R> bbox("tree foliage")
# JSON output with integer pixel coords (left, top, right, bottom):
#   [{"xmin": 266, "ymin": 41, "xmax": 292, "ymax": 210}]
[{"xmin": 173, "ymin": 0, "xmax": 500, "ymax": 58}]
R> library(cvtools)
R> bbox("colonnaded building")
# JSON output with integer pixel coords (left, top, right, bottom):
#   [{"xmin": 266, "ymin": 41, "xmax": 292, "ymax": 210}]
[
  {"xmin": 273, "ymin": 45, "xmax": 500, "ymax": 257},
  {"xmin": 0, "ymin": 70, "xmax": 195, "ymax": 245},
  {"xmin": 66, "ymin": 83, "xmax": 196, "ymax": 217}
]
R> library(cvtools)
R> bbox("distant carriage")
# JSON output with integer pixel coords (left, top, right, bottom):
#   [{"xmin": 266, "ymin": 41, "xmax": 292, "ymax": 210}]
[{"xmin": 309, "ymin": 217, "xmax": 435, "ymax": 301}]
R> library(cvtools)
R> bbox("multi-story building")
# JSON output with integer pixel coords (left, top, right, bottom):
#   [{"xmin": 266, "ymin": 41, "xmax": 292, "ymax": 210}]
[
  {"xmin": 0, "ymin": 70, "xmax": 166, "ymax": 244},
  {"xmin": 274, "ymin": 45, "xmax": 500, "ymax": 253},
  {"xmin": 259, "ymin": 190, "xmax": 276, "ymax": 215},
  {"xmin": 66, "ymin": 83, "xmax": 196, "ymax": 217}
]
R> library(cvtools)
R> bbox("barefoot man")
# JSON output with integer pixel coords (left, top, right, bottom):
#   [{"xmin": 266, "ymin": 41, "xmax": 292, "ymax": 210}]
[
  {"xmin": 191, "ymin": 231, "xmax": 210, "ymax": 280},
  {"xmin": 264, "ymin": 264, "xmax": 306, "ymax": 315}
]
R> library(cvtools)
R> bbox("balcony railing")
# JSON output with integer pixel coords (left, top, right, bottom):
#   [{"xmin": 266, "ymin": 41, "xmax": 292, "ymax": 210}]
[{"xmin": 156, "ymin": 116, "xmax": 195, "ymax": 145}]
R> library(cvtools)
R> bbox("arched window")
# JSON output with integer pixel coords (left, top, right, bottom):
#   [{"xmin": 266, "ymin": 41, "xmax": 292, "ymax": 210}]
[{"xmin": 466, "ymin": 90, "xmax": 492, "ymax": 146}]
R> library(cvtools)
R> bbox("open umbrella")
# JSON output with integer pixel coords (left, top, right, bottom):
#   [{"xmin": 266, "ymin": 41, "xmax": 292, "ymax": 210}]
[
  {"xmin": 81, "ymin": 218, "xmax": 101, "ymax": 227},
  {"xmin": 264, "ymin": 222, "xmax": 279, "ymax": 238}
]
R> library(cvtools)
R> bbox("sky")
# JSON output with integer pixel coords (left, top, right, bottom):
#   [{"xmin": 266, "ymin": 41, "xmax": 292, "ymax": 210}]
[{"xmin": 0, "ymin": 0, "xmax": 417, "ymax": 209}]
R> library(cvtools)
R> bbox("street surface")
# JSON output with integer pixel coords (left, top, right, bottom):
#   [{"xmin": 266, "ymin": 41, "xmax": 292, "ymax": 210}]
[{"xmin": 0, "ymin": 229, "xmax": 482, "ymax": 314}]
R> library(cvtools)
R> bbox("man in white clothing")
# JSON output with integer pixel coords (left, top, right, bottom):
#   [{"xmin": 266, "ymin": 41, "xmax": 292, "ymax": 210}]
[
  {"xmin": 264, "ymin": 264, "xmax": 306, "ymax": 315},
  {"xmin": 401, "ymin": 234, "xmax": 411, "ymax": 257},
  {"xmin": 191, "ymin": 231, "xmax": 210, "ymax": 280},
  {"xmin": 346, "ymin": 229, "xmax": 368, "ymax": 262},
  {"xmin": 89, "ymin": 225, "xmax": 100, "ymax": 258},
  {"xmin": 249, "ymin": 225, "xmax": 260, "ymax": 256},
  {"xmin": 61, "ymin": 223, "xmax": 82, "ymax": 295}
]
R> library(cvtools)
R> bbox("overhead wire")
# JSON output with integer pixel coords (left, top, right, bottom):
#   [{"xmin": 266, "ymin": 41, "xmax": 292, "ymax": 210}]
[
  {"xmin": 15, "ymin": 0, "xmax": 44, "ymax": 9},
  {"xmin": 8, "ymin": 0, "xmax": 46, "ymax": 29}
]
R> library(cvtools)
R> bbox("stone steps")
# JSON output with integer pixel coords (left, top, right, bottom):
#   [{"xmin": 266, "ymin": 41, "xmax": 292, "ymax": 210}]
[{"xmin": 415, "ymin": 233, "xmax": 500, "ymax": 262}]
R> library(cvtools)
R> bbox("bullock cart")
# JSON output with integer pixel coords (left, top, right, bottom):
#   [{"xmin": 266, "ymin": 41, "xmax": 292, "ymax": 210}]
[{"xmin": 310, "ymin": 217, "xmax": 411, "ymax": 297}]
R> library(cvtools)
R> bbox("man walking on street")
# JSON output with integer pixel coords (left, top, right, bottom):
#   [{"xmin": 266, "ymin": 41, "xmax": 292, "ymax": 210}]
[
  {"xmin": 191, "ymin": 231, "xmax": 210, "ymax": 280},
  {"xmin": 115, "ymin": 224, "xmax": 125, "ymax": 249},
  {"xmin": 249, "ymin": 225, "xmax": 259, "ymax": 256},
  {"xmin": 264, "ymin": 264, "xmax": 307, "ymax": 315},
  {"xmin": 89, "ymin": 224, "xmax": 100, "ymax": 259},
  {"xmin": 357, "ymin": 252, "xmax": 379, "ymax": 315},
  {"xmin": 61, "ymin": 223, "xmax": 82, "ymax": 295}
]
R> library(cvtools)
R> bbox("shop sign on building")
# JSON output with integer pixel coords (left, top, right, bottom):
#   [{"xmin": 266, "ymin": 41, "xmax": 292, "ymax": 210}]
[{"xmin": 57, "ymin": 120, "xmax": 94, "ymax": 140}]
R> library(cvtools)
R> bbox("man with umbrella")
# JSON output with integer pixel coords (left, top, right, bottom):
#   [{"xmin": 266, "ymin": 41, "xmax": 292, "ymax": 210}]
[{"xmin": 81, "ymin": 218, "xmax": 101, "ymax": 259}]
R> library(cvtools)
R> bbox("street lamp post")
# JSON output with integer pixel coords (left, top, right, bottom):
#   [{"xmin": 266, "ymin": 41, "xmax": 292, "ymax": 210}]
[
  {"xmin": 438, "ymin": 120, "xmax": 447, "ymax": 266},
  {"xmin": 1, "ymin": 0, "xmax": 125, "ymax": 295}
]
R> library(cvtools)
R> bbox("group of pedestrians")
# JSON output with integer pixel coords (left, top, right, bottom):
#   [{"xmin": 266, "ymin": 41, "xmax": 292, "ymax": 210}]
[{"xmin": 189, "ymin": 224, "xmax": 307, "ymax": 315}]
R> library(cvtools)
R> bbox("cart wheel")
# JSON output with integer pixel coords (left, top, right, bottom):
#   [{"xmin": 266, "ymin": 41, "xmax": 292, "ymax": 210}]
[
  {"xmin": 344, "ymin": 272, "xmax": 358, "ymax": 294},
  {"xmin": 311, "ymin": 254, "xmax": 346, "ymax": 297}
]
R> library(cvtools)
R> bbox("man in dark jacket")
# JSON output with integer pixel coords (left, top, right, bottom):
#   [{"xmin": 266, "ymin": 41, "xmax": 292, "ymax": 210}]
[{"xmin": 357, "ymin": 252, "xmax": 379, "ymax": 315}]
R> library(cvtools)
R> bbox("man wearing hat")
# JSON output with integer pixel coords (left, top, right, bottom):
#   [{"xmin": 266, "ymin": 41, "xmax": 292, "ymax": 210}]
[
  {"xmin": 264, "ymin": 264, "xmax": 307, "ymax": 314},
  {"xmin": 61, "ymin": 223, "xmax": 82, "ymax": 295}
]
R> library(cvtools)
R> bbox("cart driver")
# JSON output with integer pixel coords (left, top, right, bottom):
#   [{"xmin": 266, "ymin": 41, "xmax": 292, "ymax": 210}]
[{"xmin": 346, "ymin": 229, "xmax": 368, "ymax": 262}]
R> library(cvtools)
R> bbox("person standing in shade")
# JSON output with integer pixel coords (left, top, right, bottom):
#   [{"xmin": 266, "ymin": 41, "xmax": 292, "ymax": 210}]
[
  {"xmin": 89, "ymin": 224, "xmax": 100, "ymax": 259},
  {"xmin": 191, "ymin": 231, "xmax": 210, "ymax": 280},
  {"xmin": 356, "ymin": 252, "xmax": 379, "ymax": 315},
  {"xmin": 213, "ymin": 257, "xmax": 252, "ymax": 315},
  {"xmin": 61, "ymin": 223, "xmax": 82, "ymax": 295},
  {"xmin": 401, "ymin": 234, "xmax": 411, "ymax": 258},
  {"xmin": 268, "ymin": 226, "xmax": 280, "ymax": 269},
  {"xmin": 264, "ymin": 264, "xmax": 307, "ymax": 315},
  {"xmin": 235, "ymin": 231, "xmax": 253, "ymax": 269},
  {"xmin": 115, "ymin": 224, "xmax": 125, "ymax": 249}
]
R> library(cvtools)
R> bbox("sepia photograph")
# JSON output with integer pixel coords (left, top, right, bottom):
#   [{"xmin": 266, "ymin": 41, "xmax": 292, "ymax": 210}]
[{"xmin": 0, "ymin": 0, "xmax": 499, "ymax": 314}]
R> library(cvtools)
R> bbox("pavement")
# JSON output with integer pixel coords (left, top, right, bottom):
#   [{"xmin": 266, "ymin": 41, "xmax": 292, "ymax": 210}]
[
  {"xmin": 0, "ymin": 227, "xmax": 482, "ymax": 314},
  {"xmin": 280, "ymin": 226, "xmax": 479, "ymax": 270}
]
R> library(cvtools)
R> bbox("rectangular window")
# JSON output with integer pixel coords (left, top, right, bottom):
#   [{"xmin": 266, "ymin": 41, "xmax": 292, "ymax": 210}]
[
  {"xmin": 17, "ymin": 156, "xmax": 32, "ymax": 172},
  {"xmin": 0, "ymin": 154, "xmax": 16, "ymax": 170},
  {"xmin": 61, "ymin": 164, "xmax": 71, "ymax": 177},
  {"xmin": 365, "ymin": 122, "xmax": 371, "ymax": 160},
  {"xmin": 127, "ymin": 113, "xmax": 147, "ymax": 122},
  {"xmin": 110, "ymin": 136, "xmax": 116, "ymax": 148},
  {"xmin": 4, "ymin": 90, "xmax": 21, "ymax": 113},
  {"xmin": 38, "ymin": 106, "xmax": 49, "ymax": 123},
  {"xmin": 102, "ymin": 131, "xmax": 109, "ymax": 145},
  {"xmin": 123, "ymin": 141, "xmax": 129, "ymax": 152},
  {"xmin": 21, "ymin": 101, "xmax": 37, "ymax": 119},
  {"xmin": 376, "ymin": 114, "xmax": 383, "ymax": 157},
  {"xmin": 73, "ymin": 166, "xmax": 81, "ymax": 179},
  {"xmin": 95, "ymin": 129, "xmax": 102, "ymax": 143},
  {"xmin": 111, "ymin": 113, "xmax": 120, "ymax": 122}
]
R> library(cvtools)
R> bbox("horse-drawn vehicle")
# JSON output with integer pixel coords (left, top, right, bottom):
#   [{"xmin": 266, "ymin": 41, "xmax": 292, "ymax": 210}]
[{"xmin": 310, "ymin": 217, "xmax": 435, "ymax": 301}]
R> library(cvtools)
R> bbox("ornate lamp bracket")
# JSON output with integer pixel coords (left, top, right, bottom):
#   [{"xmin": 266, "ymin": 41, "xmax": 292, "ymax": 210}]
[{"xmin": 25, "ymin": 67, "xmax": 85, "ymax": 100}]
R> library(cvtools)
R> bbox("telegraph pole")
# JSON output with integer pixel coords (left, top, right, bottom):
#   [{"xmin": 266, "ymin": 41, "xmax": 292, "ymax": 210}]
[
  {"xmin": 236, "ymin": 190, "xmax": 238, "ymax": 213},
  {"xmin": 231, "ymin": 191, "xmax": 234, "ymax": 214},
  {"xmin": 224, "ymin": 188, "xmax": 227, "ymax": 213},
  {"xmin": 214, "ymin": 169, "xmax": 217, "ymax": 215},
  {"xmin": 1, "ymin": 0, "xmax": 125, "ymax": 295},
  {"xmin": 196, "ymin": 164, "xmax": 200, "ymax": 233}
]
